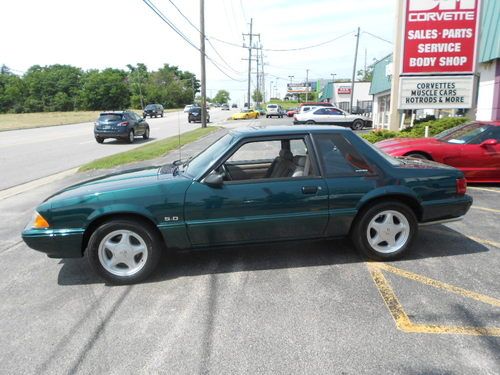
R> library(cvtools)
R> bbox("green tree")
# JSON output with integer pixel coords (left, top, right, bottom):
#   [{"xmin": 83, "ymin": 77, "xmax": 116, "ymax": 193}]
[
  {"xmin": 0, "ymin": 68, "xmax": 25, "ymax": 113},
  {"xmin": 213, "ymin": 89, "xmax": 230, "ymax": 104},
  {"xmin": 252, "ymin": 89, "xmax": 263, "ymax": 103},
  {"xmin": 79, "ymin": 68, "xmax": 130, "ymax": 110},
  {"xmin": 127, "ymin": 63, "xmax": 149, "ymax": 109}
]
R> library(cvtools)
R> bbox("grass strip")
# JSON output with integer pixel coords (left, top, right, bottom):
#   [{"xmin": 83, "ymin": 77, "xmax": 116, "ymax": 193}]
[
  {"xmin": 0, "ymin": 109, "xmax": 182, "ymax": 132},
  {"xmin": 78, "ymin": 126, "xmax": 220, "ymax": 171}
]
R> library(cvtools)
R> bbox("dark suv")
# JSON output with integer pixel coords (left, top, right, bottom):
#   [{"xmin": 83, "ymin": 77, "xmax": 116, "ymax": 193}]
[
  {"xmin": 188, "ymin": 106, "xmax": 210, "ymax": 123},
  {"xmin": 143, "ymin": 103, "xmax": 164, "ymax": 118},
  {"xmin": 94, "ymin": 111, "xmax": 150, "ymax": 144}
]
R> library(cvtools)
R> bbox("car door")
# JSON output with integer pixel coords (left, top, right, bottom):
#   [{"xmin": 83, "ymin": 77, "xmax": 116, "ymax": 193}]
[
  {"xmin": 311, "ymin": 108, "xmax": 330, "ymax": 124},
  {"xmin": 184, "ymin": 136, "xmax": 329, "ymax": 246},
  {"xmin": 312, "ymin": 132, "xmax": 379, "ymax": 236},
  {"xmin": 132, "ymin": 112, "xmax": 145, "ymax": 134},
  {"xmin": 455, "ymin": 126, "xmax": 500, "ymax": 181}
]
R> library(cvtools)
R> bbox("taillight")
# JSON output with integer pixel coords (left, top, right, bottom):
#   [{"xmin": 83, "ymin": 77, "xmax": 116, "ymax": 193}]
[
  {"xmin": 456, "ymin": 178, "xmax": 467, "ymax": 195},
  {"xmin": 118, "ymin": 121, "xmax": 129, "ymax": 127}
]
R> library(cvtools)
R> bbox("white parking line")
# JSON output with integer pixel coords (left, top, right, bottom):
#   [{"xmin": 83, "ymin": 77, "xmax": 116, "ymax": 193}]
[
  {"xmin": 469, "ymin": 187, "xmax": 500, "ymax": 194},
  {"xmin": 79, "ymin": 140, "xmax": 95, "ymax": 144}
]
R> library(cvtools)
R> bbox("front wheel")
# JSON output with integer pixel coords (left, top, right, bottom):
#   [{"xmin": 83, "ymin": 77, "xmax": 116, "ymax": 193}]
[
  {"xmin": 350, "ymin": 201, "xmax": 417, "ymax": 260},
  {"xmin": 306, "ymin": 120, "xmax": 315, "ymax": 124},
  {"xmin": 87, "ymin": 219, "xmax": 162, "ymax": 284},
  {"xmin": 351, "ymin": 119, "xmax": 364, "ymax": 130},
  {"xmin": 143, "ymin": 127, "xmax": 150, "ymax": 139}
]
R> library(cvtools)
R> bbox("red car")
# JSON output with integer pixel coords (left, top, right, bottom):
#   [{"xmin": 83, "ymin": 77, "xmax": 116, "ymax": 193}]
[
  {"xmin": 376, "ymin": 121, "xmax": 500, "ymax": 183},
  {"xmin": 287, "ymin": 108, "xmax": 298, "ymax": 117}
]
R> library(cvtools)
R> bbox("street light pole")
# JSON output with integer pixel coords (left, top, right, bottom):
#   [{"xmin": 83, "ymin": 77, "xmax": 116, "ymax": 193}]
[
  {"xmin": 330, "ymin": 73, "xmax": 336, "ymax": 105},
  {"xmin": 305, "ymin": 69, "xmax": 309, "ymax": 102},
  {"xmin": 288, "ymin": 75, "xmax": 294, "ymax": 101},
  {"xmin": 350, "ymin": 27, "xmax": 360, "ymax": 114},
  {"xmin": 269, "ymin": 80, "xmax": 273, "ymax": 101}
]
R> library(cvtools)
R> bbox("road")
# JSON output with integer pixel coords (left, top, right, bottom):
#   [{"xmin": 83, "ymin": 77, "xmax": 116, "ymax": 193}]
[
  {"xmin": 0, "ymin": 108, "xmax": 238, "ymax": 190},
  {"xmin": 0, "ymin": 115, "xmax": 498, "ymax": 374}
]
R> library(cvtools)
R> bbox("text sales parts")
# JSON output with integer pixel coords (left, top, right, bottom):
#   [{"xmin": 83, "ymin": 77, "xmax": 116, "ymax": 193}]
[
  {"xmin": 399, "ymin": 76, "xmax": 475, "ymax": 110},
  {"xmin": 402, "ymin": 0, "xmax": 479, "ymax": 74}
]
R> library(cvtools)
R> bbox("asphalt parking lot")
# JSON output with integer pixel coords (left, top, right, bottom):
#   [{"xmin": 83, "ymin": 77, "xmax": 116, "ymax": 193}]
[{"xmin": 0, "ymin": 121, "xmax": 499, "ymax": 374}]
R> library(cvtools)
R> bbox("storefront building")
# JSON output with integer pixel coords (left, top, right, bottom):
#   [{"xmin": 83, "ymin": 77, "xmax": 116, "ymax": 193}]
[{"xmin": 319, "ymin": 81, "xmax": 372, "ymax": 114}]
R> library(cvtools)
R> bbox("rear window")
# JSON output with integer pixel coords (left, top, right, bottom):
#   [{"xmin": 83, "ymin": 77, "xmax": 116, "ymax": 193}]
[
  {"xmin": 189, "ymin": 107, "xmax": 201, "ymax": 112},
  {"xmin": 267, "ymin": 105, "xmax": 278, "ymax": 109},
  {"xmin": 98, "ymin": 114, "xmax": 123, "ymax": 122}
]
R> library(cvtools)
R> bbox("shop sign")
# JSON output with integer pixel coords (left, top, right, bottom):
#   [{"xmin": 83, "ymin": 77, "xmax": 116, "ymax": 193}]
[
  {"xmin": 399, "ymin": 75, "xmax": 474, "ymax": 109},
  {"xmin": 287, "ymin": 83, "xmax": 312, "ymax": 93},
  {"xmin": 337, "ymin": 86, "xmax": 352, "ymax": 95},
  {"xmin": 402, "ymin": 0, "xmax": 480, "ymax": 74}
]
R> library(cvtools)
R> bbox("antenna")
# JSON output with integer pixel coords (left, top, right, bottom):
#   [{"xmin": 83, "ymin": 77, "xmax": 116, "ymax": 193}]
[{"xmin": 177, "ymin": 110, "xmax": 182, "ymax": 161}]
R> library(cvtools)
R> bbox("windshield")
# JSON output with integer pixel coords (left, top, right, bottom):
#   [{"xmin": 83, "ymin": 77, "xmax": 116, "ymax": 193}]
[
  {"xmin": 145, "ymin": 105, "xmax": 156, "ymax": 110},
  {"xmin": 435, "ymin": 122, "xmax": 489, "ymax": 144},
  {"xmin": 184, "ymin": 134, "xmax": 236, "ymax": 178}
]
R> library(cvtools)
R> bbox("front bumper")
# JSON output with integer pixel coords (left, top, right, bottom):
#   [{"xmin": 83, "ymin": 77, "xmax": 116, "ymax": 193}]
[
  {"xmin": 22, "ymin": 228, "xmax": 84, "ymax": 258},
  {"xmin": 420, "ymin": 195, "xmax": 473, "ymax": 224}
]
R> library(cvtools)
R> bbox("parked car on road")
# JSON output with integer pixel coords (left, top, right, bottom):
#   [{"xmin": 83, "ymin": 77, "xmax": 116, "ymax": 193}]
[
  {"xmin": 294, "ymin": 107, "xmax": 371, "ymax": 130},
  {"xmin": 94, "ymin": 111, "xmax": 150, "ymax": 144},
  {"xmin": 231, "ymin": 109, "xmax": 260, "ymax": 120},
  {"xmin": 221, "ymin": 104, "xmax": 230, "ymax": 110},
  {"xmin": 188, "ymin": 106, "xmax": 210, "ymax": 123},
  {"xmin": 231, "ymin": 103, "xmax": 238, "ymax": 108},
  {"xmin": 376, "ymin": 121, "xmax": 500, "ymax": 183},
  {"xmin": 143, "ymin": 103, "xmax": 164, "ymax": 118},
  {"xmin": 23, "ymin": 125, "xmax": 472, "ymax": 284}
]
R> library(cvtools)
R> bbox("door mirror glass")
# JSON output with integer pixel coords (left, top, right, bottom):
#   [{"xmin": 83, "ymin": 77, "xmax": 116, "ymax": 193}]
[
  {"xmin": 204, "ymin": 172, "xmax": 224, "ymax": 187},
  {"xmin": 480, "ymin": 139, "xmax": 498, "ymax": 147}
]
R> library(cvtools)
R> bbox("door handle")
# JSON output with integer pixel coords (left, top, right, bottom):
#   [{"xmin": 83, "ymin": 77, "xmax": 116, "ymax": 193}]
[{"xmin": 302, "ymin": 186, "xmax": 319, "ymax": 194}]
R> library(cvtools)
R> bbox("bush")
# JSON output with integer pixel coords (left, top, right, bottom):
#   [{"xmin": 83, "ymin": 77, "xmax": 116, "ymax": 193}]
[{"xmin": 362, "ymin": 117, "xmax": 469, "ymax": 143}]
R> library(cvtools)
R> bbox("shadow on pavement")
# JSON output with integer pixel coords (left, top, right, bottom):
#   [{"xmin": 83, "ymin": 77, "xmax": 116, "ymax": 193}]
[
  {"xmin": 57, "ymin": 224, "xmax": 490, "ymax": 286},
  {"xmin": 101, "ymin": 137, "xmax": 156, "ymax": 145}
]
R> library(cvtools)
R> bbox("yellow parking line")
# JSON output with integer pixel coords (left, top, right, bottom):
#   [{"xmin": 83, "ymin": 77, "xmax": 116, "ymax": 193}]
[
  {"xmin": 422, "ymin": 227, "xmax": 500, "ymax": 249},
  {"xmin": 373, "ymin": 262, "xmax": 500, "ymax": 307},
  {"xmin": 465, "ymin": 235, "xmax": 500, "ymax": 249},
  {"xmin": 367, "ymin": 262, "xmax": 500, "ymax": 337},
  {"xmin": 468, "ymin": 187, "xmax": 500, "ymax": 193},
  {"xmin": 471, "ymin": 206, "xmax": 500, "ymax": 214}
]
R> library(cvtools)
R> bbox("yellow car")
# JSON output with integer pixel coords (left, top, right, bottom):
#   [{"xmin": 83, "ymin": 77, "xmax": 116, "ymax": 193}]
[{"xmin": 231, "ymin": 109, "xmax": 260, "ymax": 120}]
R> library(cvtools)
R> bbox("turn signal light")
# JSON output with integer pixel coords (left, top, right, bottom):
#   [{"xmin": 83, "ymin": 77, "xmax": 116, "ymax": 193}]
[
  {"xmin": 32, "ymin": 213, "xmax": 50, "ymax": 229},
  {"xmin": 456, "ymin": 178, "xmax": 467, "ymax": 195}
]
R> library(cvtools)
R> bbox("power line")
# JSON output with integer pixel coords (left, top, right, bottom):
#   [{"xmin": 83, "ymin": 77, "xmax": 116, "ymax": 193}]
[
  {"xmin": 142, "ymin": 0, "xmax": 245, "ymax": 82},
  {"xmin": 362, "ymin": 31, "xmax": 393, "ymax": 45},
  {"xmin": 209, "ymin": 30, "xmax": 355, "ymax": 52},
  {"xmin": 166, "ymin": 0, "xmax": 244, "ymax": 74}
]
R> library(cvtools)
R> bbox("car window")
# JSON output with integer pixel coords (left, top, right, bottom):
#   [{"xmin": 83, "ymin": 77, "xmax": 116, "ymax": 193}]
[
  {"xmin": 314, "ymin": 108, "xmax": 326, "ymax": 115},
  {"xmin": 314, "ymin": 133, "xmax": 373, "ymax": 176},
  {"xmin": 228, "ymin": 141, "xmax": 281, "ymax": 163},
  {"xmin": 98, "ymin": 114, "xmax": 123, "ymax": 122},
  {"xmin": 184, "ymin": 134, "xmax": 236, "ymax": 178},
  {"xmin": 331, "ymin": 109, "xmax": 343, "ymax": 115},
  {"xmin": 145, "ymin": 105, "xmax": 155, "ymax": 110},
  {"xmin": 467, "ymin": 126, "xmax": 499, "ymax": 144},
  {"xmin": 267, "ymin": 105, "xmax": 278, "ymax": 109}
]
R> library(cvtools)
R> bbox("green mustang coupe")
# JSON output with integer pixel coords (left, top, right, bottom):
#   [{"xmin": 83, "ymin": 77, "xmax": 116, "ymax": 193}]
[{"xmin": 23, "ymin": 126, "xmax": 472, "ymax": 284}]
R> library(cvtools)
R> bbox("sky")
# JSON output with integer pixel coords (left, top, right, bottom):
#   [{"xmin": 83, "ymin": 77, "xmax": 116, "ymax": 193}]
[{"xmin": 1, "ymin": 0, "xmax": 395, "ymax": 105}]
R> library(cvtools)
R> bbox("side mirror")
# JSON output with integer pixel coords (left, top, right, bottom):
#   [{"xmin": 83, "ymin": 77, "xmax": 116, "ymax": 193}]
[
  {"xmin": 204, "ymin": 172, "xmax": 224, "ymax": 188},
  {"xmin": 480, "ymin": 139, "xmax": 498, "ymax": 147}
]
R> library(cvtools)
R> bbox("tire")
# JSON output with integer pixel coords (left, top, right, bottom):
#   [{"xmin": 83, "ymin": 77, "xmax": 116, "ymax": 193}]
[
  {"xmin": 266, "ymin": 115, "xmax": 269, "ymax": 118},
  {"xmin": 127, "ymin": 130, "xmax": 135, "ymax": 144},
  {"xmin": 350, "ymin": 201, "xmax": 417, "ymax": 261},
  {"xmin": 95, "ymin": 137, "xmax": 104, "ymax": 144},
  {"xmin": 188, "ymin": 119, "xmax": 191, "ymax": 123},
  {"xmin": 306, "ymin": 120, "xmax": 315, "ymax": 124},
  {"xmin": 143, "ymin": 126, "xmax": 150, "ymax": 140},
  {"xmin": 87, "ymin": 219, "xmax": 162, "ymax": 284},
  {"xmin": 161, "ymin": 112, "xmax": 164, "ymax": 118},
  {"xmin": 351, "ymin": 119, "xmax": 364, "ymax": 130},
  {"xmin": 406, "ymin": 153, "xmax": 430, "ymax": 160}
]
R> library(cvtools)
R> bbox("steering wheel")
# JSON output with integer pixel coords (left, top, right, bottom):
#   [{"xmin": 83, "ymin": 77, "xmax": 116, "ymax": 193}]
[{"xmin": 220, "ymin": 163, "xmax": 232, "ymax": 181}]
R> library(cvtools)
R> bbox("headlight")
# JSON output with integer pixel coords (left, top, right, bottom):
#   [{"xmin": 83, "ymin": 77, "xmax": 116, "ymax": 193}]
[{"xmin": 27, "ymin": 211, "xmax": 50, "ymax": 229}]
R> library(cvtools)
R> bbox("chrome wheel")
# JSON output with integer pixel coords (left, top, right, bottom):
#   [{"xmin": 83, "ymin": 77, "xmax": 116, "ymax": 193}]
[
  {"xmin": 97, "ymin": 230, "xmax": 148, "ymax": 277},
  {"xmin": 366, "ymin": 210, "xmax": 410, "ymax": 254}
]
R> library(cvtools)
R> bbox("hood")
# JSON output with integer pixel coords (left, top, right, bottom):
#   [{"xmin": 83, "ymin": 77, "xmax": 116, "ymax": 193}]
[{"xmin": 45, "ymin": 166, "xmax": 163, "ymax": 203}]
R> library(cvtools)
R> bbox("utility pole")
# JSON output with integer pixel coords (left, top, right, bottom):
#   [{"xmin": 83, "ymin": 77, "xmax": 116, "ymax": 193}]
[
  {"xmin": 305, "ymin": 69, "xmax": 309, "ymax": 102},
  {"xmin": 269, "ymin": 80, "xmax": 273, "ymax": 101},
  {"xmin": 350, "ymin": 27, "xmax": 360, "ymax": 114},
  {"xmin": 260, "ymin": 48, "xmax": 265, "ymax": 102},
  {"xmin": 288, "ymin": 75, "xmax": 294, "ymax": 101},
  {"xmin": 199, "ymin": 0, "xmax": 207, "ymax": 127},
  {"xmin": 243, "ymin": 18, "xmax": 259, "ymax": 108},
  {"xmin": 255, "ymin": 46, "xmax": 260, "ymax": 106}
]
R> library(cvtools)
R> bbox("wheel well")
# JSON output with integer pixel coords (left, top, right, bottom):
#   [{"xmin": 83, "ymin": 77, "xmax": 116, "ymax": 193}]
[
  {"xmin": 351, "ymin": 195, "xmax": 422, "ymax": 233},
  {"xmin": 81, "ymin": 213, "xmax": 165, "ymax": 255},
  {"xmin": 403, "ymin": 151, "xmax": 433, "ymax": 160}
]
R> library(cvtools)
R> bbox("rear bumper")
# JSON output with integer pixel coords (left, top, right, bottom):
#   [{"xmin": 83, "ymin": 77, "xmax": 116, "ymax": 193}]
[
  {"xmin": 22, "ymin": 228, "xmax": 84, "ymax": 258},
  {"xmin": 420, "ymin": 195, "xmax": 473, "ymax": 224},
  {"xmin": 94, "ymin": 129, "xmax": 129, "ymax": 138}
]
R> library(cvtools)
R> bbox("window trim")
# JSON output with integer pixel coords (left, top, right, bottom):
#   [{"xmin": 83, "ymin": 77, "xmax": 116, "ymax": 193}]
[{"xmin": 198, "ymin": 134, "xmax": 323, "ymax": 183}]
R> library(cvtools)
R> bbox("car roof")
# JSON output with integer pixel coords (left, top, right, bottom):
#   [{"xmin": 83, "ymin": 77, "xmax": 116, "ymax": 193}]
[{"xmin": 229, "ymin": 125, "xmax": 350, "ymax": 138}]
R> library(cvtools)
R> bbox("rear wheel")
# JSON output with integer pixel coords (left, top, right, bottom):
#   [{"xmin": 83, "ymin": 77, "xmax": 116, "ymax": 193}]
[
  {"xmin": 161, "ymin": 112, "xmax": 164, "ymax": 118},
  {"xmin": 95, "ymin": 137, "xmax": 104, "ymax": 144},
  {"xmin": 351, "ymin": 119, "xmax": 364, "ymax": 130},
  {"xmin": 87, "ymin": 219, "xmax": 162, "ymax": 284},
  {"xmin": 350, "ymin": 201, "xmax": 417, "ymax": 260},
  {"xmin": 127, "ymin": 130, "xmax": 135, "ymax": 143},
  {"xmin": 143, "ymin": 126, "xmax": 150, "ymax": 139},
  {"xmin": 306, "ymin": 120, "xmax": 315, "ymax": 124}
]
